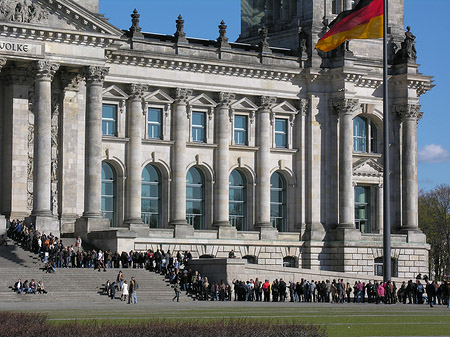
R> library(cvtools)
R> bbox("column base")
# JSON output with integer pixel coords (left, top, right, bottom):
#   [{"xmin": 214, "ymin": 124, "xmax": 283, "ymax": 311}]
[
  {"xmin": 402, "ymin": 228, "xmax": 426, "ymax": 243},
  {"xmin": 60, "ymin": 214, "xmax": 78, "ymax": 234},
  {"xmin": 75, "ymin": 216, "xmax": 110, "ymax": 241},
  {"xmin": 29, "ymin": 215, "xmax": 60, "ymax": 238},
  {"xmin": 303, "ymin": 222, "xmax": 326, "ymax": 241},
  {"xmin": 217, "ymin": 225, "xmax": 237, "ymax": 239},
  {"xmin": 171, "ymin": 220, "xmax": 194, "ymax": 238},
  {"xmin": 0, "ymin": 215, "xmax": 6, "ymax": 235},
  {"xmin": 124, "ymin": 219, "xmax": 149, "ymax": 237},
  {"xmin": 258, "ymin": 226, "xmax": 278, "ymax": 240},
  {"xmin": 333, "ymin": 226, "xmax": 361, "ymax": 241}
]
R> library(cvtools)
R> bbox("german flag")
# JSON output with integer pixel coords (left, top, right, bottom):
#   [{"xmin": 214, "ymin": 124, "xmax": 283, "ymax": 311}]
[{"xmin": 315, "ymin": 0, "xmax": 383, "ymax": 52}]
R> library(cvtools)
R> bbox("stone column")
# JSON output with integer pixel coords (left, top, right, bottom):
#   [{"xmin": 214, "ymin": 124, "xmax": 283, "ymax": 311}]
[
  {"xmin": 255, "ymin": 96, "xmax": 278, "ymax": 239},
  {"xmin": 332, "ymin": 98, "xmax": 360, "ymax": 229},
  {"xmin": 214, "ymin": 92, "xmax": 237, "ymax": 238},
  {"xmin": 0, "ymin": 58, "xmax": 6, "ymax": 235},
  {"xmin": 170, "ymin": 88, "xmax": 193, "ymax": 237},
  {"xmin": 75, "ymin": 66, "xmax": 109, "ymax": 237},
  {"xmin": 397, "ymin": 104, "xmax": 422, "ymax": 232},
  {"xmin": 32, "ymin": 61, "xmax": 60, "ymax": 234},
  {"xmin": 124, "ymin": 84, "xmax": 147, "ymax": 230}
]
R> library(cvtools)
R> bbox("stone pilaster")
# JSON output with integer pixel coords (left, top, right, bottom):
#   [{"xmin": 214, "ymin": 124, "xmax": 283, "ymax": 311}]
[
  {"xmin": 1, "ymin": 66, "xmax": 32, "ymax": 219},
  {"xmin": 214, "ymin": 92, "xmax": 237, "ymax": 238},
  {"xmin": 124, "ymin": 84, "xmax": 148, "ymax": 232},
  {"xmin": 59, "ymin": 72, "xmax": 83, "ymax": 233},
  {"xmin": 255, "ymin": 96, "xmax": 278, "ymax": 239},
  {"xmin": 75, "ymin": 66, "xmax": 110, "ymax": 238},
  {"xmin": 332, "ymin": 98, "xmax": 360, "ymax": 229},
  {"xmin": 395, "ymin": 104, "xmax": 425, "ymax": 241},
  {"xmin": 31, "ymin": 61, "xmax": 60, "ymax": 235},
  {"xmin": 0, "ymin": 58, "xmax": 6, "ymax": 234},
  {"xmin": 170, "ymin": 88, "xmax": 193, "ymax": 238}
]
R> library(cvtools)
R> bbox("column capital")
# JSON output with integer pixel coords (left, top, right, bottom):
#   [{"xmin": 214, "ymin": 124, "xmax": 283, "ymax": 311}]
[
  {"xmin": 259, "ymin": 96, "xmax": 276, "ymax": 110},
  {"xmin": 61, "ymin": 71, "xmax": 83, "ymax": 92},
  {"xmin": 0, "ymin": 58, "xmax": 7, "ymax": 72},
  {"xmin": 331, "ymin": 98, "xmax": 361, "ymax": 116},
  {"xmin": 127, "ymin": 83, "xmax": 148, "ymax": 100},
  {"xmin": 298, "ymin": 98, "xmax": 309, "ymax": 116},
  {"xmin": 35, "ymin": 61, "xmax": 59, "ymax": 81},
  {"xmin": 218, "ymin": 92, "xmax": 235, "ymax": 107},
  {"xmin": 174, "ymin": 87, "xmax": 193, "ymax": 103},
  {"xmin": 394, "ymin": 104, "xmax": 422, "ymax": 122},
  {"xmin": 84, "ymin": 66, "xmax": 109, "ymax": 85}
]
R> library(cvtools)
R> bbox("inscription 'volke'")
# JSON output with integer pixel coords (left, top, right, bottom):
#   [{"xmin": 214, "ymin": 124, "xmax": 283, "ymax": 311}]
[{"xmin": 0, "ymin": 42, "xmax": 30, "ymax": 53}]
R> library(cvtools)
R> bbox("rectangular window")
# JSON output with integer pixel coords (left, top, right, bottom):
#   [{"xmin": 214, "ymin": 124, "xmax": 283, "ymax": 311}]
[
  {"xmin": 148, "ymin": 108, "xmax": 162, "ymax": 139},
  {"xmin": 234, "ymin": 115, "xmax": 248, "ymax": 145},
  {"xmin": 192, "ymin": 111, "xmax": 206, "ymax": 142},
  {"xmin": 102, "ymin": 104, "xmax": 117, "ymax": 136},
  {"xmin": 355, "ymin": 186, "xmax": 371, "ymax": 233},
  {"xmin": 275, "ymin": 118, "xmax": 287, "ymax": 148}
]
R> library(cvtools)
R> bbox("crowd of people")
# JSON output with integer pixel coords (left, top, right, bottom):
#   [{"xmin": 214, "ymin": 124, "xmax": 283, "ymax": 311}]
[{"xmin": 5, "ymin": 219, "xmax": 450, "ymax": 307}]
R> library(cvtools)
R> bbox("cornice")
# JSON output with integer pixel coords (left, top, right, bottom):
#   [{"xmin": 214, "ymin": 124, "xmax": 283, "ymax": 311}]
[
  {"xmin": 0, "ymin": 24, "xmax": 118, "ymax": 47},
  {"xmin": 390, "ymin": 74, "xmax": 434, "ymax": 97},
  {"xmin": 105, "ymin": 50, "xmax": 299, "ymax": 82}
]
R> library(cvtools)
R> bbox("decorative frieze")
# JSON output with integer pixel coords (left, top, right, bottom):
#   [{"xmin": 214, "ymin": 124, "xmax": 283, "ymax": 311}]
[
  {"xmin": 60, "ymin": 71, "xmax": 83, "ymax": 92},
  {"xmin": 51, "ymin": 92, "xmax": 61, "ymax": 216},
  {"xmin": 26, "ymin": 89, "xmax": 34, "ymax": 211}
]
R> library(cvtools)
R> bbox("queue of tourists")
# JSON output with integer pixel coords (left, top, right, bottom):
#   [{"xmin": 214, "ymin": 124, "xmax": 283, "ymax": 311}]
[{"xmin": 6, "ymin": 219, "xmax": 450, "ymax": 307}]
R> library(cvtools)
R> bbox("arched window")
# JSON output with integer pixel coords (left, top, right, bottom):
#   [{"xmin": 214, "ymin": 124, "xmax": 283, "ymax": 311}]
[
  {"xmin": 229, "ymin": 170, "xmax": 247, "ymax": 231},
  {"xmin": 101, "ymin": 162, "xmax": 116, "ymax": 227},
  {"xmin": 142, "ymin": 165, "xmax": 161, "ymax": 228},
  {"xmin": 353, "ymin": 116, "xmax": 378, "ymax": 153},
  {"xmin": 270, "ymin": 172, "xmax": 287, "ymax": 232},
  {"xmin": 186, "ymin": 167, "xmax": 204, "ymax": 229}
]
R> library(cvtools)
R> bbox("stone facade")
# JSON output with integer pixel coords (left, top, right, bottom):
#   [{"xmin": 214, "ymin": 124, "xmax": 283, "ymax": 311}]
[{"xmin": 0, "ymin": 0, "xmax": 433, "ymax": 279}]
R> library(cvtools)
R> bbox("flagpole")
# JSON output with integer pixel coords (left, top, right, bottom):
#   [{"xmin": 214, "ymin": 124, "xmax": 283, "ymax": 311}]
[{"xmin": 383, "ymin": 0, "xmax": 392, "ymax": 282}]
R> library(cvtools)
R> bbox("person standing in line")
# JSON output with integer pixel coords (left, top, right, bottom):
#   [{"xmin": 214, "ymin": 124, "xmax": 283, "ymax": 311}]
[
  {"xmin": 121, "ymin": 280, "xmax": 129, "ymax": 302},
  {"xmin": 173, "ymin": 279, "xmax": 182, "ymax": 302},
  {"xmin": 128, "ymin": 277, "xmax": 138, "ymax": 304},
  {"xmin": 117, "ymin": 270, "xmax": 124, "ymax": 289}
]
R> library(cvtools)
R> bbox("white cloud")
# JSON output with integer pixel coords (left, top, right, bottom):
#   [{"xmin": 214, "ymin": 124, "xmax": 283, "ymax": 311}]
[{"xmin": 418, "ymin": 144, "xmax": 450, "ymax": 163}]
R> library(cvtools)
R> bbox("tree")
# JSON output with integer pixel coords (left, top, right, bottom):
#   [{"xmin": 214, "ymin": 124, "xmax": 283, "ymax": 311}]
[{"xmin": 418, "ymin": 184, "xmax": 450, "ymax": 280}]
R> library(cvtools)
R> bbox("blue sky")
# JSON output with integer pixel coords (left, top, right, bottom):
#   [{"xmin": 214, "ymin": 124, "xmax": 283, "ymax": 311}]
[{"xmin": 99, "ymin": 0, "xmax": 449, "ymax": 191}]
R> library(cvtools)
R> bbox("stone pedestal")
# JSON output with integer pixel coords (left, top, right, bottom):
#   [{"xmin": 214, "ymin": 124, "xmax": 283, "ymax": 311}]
[
  {"xmin": 405, "ymin": 230, "xmax": 427, "ymax": 243},
  {"xmin": 218, "ymin": 225, "xmax": 238, "ymax": 239},
  {"xmin": 174, "ymin": 223, "xmax": 195, "ymax": 238},
  {"xmin": 333, "ymin": 226, "xmax": 362, "ymax": 242},
  {"xmin": 74, "ymin": 216, "xmax": 110, "ymax": 241},
  {"xmin": 259, "ymin": 226, "xmax": 278, "ymax": 240},
  {"xmin": 0, "ymin": 215, "xmax": 6, "ymax": 235},
  {"xmin": 31, "ymin": 215, "xmax": 60, "ymax": 237}
]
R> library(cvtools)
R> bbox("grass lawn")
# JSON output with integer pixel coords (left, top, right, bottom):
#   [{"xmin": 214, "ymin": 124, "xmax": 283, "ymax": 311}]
[{"xmin": 35, "ymin": 305, "xmax": 450, "ymax": 337}]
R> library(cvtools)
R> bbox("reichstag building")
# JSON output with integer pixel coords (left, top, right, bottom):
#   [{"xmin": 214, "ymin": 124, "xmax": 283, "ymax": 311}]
[{"xmin": 0, "ymin": 0, "xmax": 432, "ymax": 278}]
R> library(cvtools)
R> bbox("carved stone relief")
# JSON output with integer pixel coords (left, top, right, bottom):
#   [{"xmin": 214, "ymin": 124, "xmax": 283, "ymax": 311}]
[
  {"xmin": 51, "ymin": 93, "xmax": 60, "ymax": 216},
  {"xmin": 26, "ymin": 89, "xmax": 34, "ymax": 210},
  {"xmin": 0, "ymin": 0, "xmax": 49, "ymax": 24}
]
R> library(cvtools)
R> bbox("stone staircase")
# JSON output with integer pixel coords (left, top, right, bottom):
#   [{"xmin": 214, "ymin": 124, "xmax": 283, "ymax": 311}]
[{"xmin": 0, "ymin": 238, "xmax": 187, "ymax": 303}]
